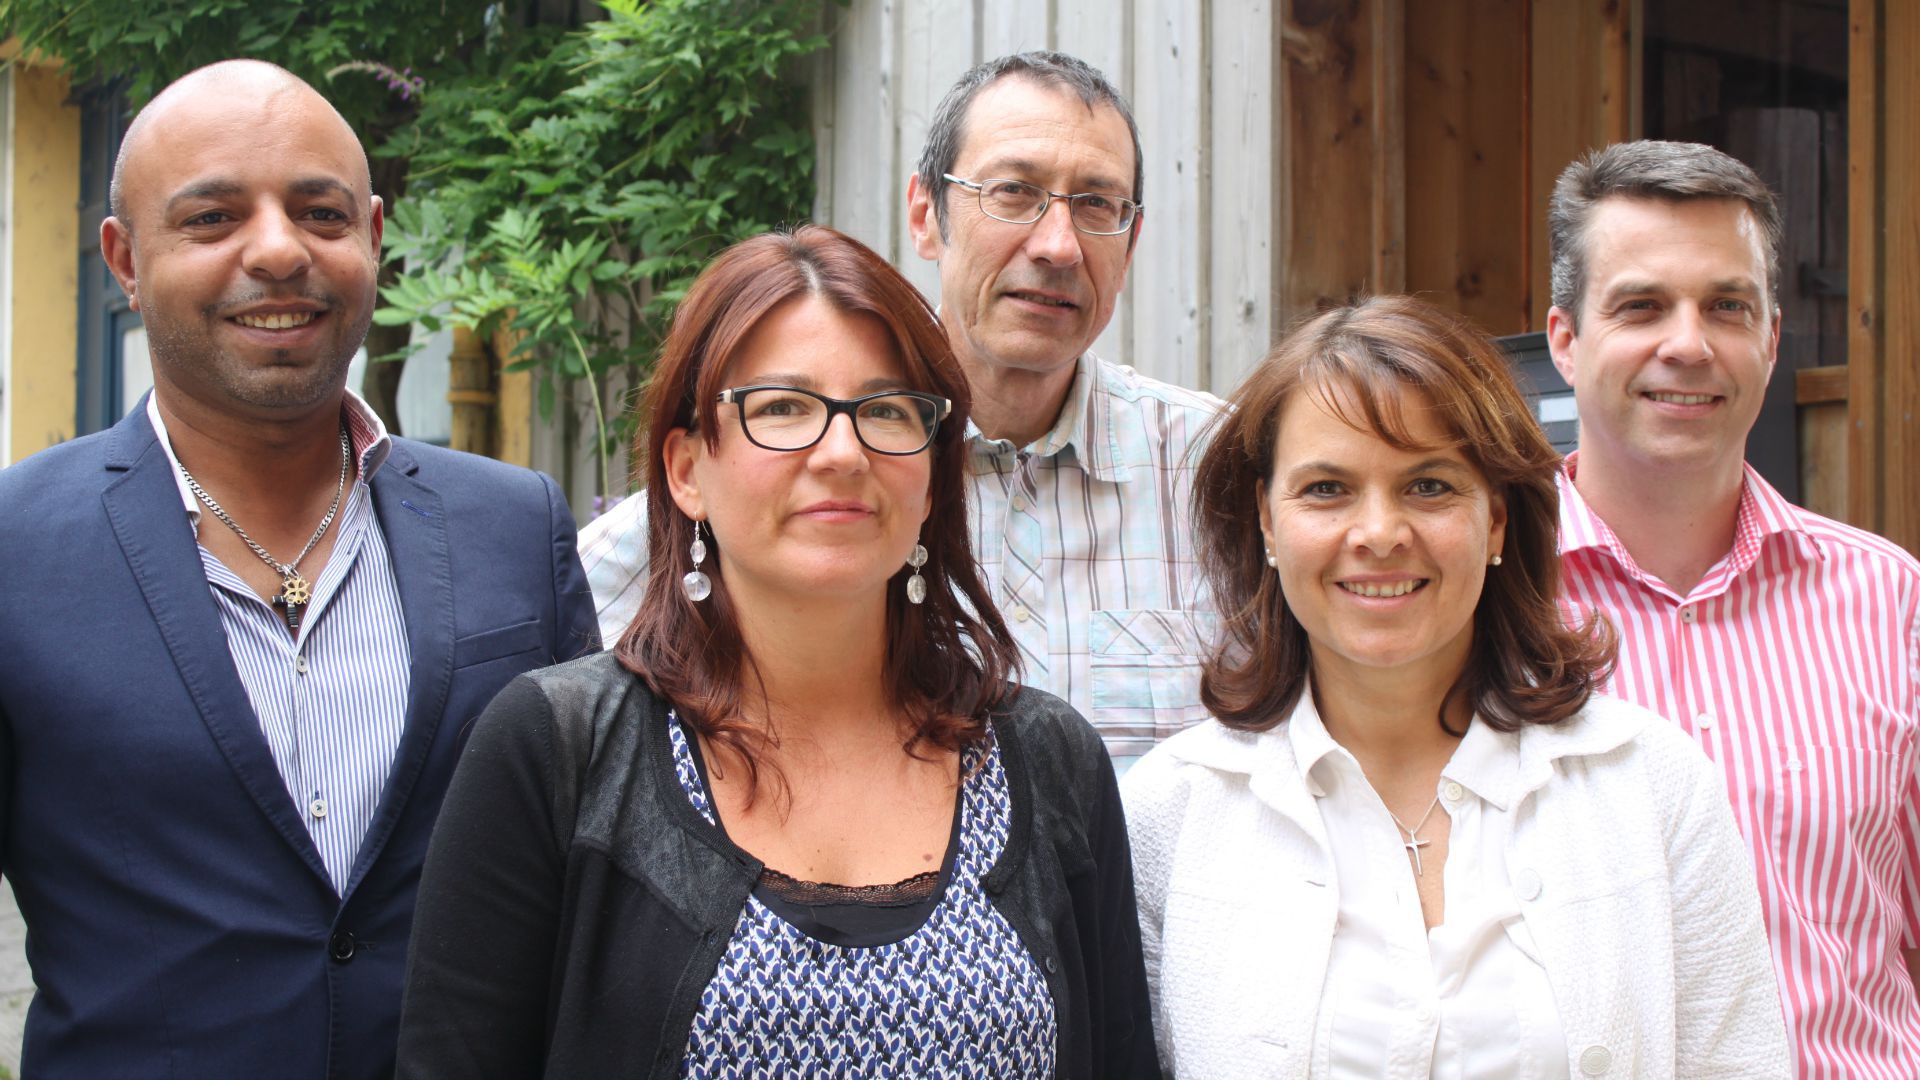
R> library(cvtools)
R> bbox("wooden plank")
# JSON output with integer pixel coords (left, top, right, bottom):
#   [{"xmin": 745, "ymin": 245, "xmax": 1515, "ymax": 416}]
[
  {"xmin": 490, "ymin": 326, "xmax": 532, "ymax": 469},
  {"xmin": 1277, "ymin": 0, "xmax": 1384, "ymax": 324},
  {"xmin": 1054, "ymin": 0, "xmax": 1129, "ymax": 89},
  {"xmin": 1369, "ymin": 0, "xmax": 1406, "ymax": 294},
  {"xmin": 1846, "ymin": 0, "xmax": 1880, "ymax": 532},
  {"xmin": 1796, "ymin": 365, "xmax": 1850, "ymax": 406},
  {"xmin": 1131, "ymin": 0, "xmax": 1206, "ymax": 390},
  {"xmin": 1599, "ymin": 0, "xmax": 1634, "ymax": 142},
  {"xmin": 981, "ymin": 0, "xmax": 1050, "ymax": 60},
  {"xmin": 1882, "ymin": 0, "xmax": 1920, "ymax": 551},
  {"xmin": 895, "ymin": 0, "xmax": 976, "ymax": 302},
  {"xmin": 1055, "ymin": 0, "xmax": 1134, "ymax": 371},
  {"xmin": 826, "ymin": 0, "xmax": 897, "ymax": 255},
  {"xmin": 1404, "ymin": 0, "xmax": 1528, "ymax": 335},
  {"xmin": 448, "ymin": 326, "xmax": 494, "ymax": 457},
  {"xmin": 1799, "ymin": 400, "xmax": 1849, "ymax": 523},
  {"xmin": 1207, "ymin": 0, "xmax": 1276, "ymax": 394},
  {"xmin": 810, "ymin": 1, "xmax": 839, "ymax": 225},
  {"xmin": 1528, "ymin": 0, "xmax": 1638, "ymax": 328}
]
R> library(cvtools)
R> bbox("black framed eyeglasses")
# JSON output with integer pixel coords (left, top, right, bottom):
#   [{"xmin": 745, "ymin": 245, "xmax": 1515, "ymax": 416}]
[
  {"xmin": 716, "ymin": 385, "xmax": 952, "ymax": 455},
  {"xmin": 943, "ymin": 173, "xmax": 1142, "ymax": 235}
]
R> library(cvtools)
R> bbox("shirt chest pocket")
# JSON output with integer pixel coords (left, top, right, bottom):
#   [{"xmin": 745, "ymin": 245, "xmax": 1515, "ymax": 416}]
[
  {"xmin": 1769, "ymin": 742, "xmax": 1908, "ymax": 925},
  {"xmin": 1087, "ymin": 609, "xmax": 1218, "ymax": 742}
]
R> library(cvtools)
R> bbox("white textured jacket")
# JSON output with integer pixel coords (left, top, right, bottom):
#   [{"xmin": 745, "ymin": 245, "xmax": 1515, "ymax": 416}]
[{"xmin": 1121, "ymin": 693, "xmax": 1791, "ymax": 1079}]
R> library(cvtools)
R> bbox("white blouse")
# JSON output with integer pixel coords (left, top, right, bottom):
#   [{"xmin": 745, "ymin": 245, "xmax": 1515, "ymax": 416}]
[{"xmin": 1289, "ymin": 703, "xmax": 1570, "ymax": 1080}]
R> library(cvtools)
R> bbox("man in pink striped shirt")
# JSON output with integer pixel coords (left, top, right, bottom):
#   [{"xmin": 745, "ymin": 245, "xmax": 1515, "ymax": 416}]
[{"xmin": 1546, "ymin": 139, "xmax": 1920, "ymax": 1077}]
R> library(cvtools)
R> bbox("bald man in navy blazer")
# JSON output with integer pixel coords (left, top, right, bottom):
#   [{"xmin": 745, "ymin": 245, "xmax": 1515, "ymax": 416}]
[{"xmin": 0, "ymin": 61, "xmax": 597, "ymax": 1078}]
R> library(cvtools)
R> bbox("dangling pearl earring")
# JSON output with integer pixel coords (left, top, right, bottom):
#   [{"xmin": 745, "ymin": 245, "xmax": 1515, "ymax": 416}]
[
  {"xmin": 683, "ymin": 521, "xmax": 712, "ymax": 602},
  {"xmin": 905, "ymin": 541, "xmax": 929, "ymax": 604},
  {"xmin": 1489, "ymin": 553, "xmax": 1503, "ymax": 566}
]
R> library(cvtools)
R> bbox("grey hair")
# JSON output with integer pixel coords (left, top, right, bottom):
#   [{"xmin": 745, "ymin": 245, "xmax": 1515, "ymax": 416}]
[
  {"xmin": 1549, "ymin": 140, "xmax": 1782, "ymax": 327},
  {"xmin": 915, "ymin": 51, "xmax": 1143, "ymax": 240}
]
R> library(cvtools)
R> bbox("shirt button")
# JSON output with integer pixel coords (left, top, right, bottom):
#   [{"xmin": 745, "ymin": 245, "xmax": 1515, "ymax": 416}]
[
  {"xmin": 1786, "ymin": 758, "xmax": 1803, "ymax": 772},
  {"xmin": 309, "ymin": 798, "xmax": 327, "ymax": 819},
  {"xmin": 1680, "ymin": 607, "xmax": 1696, "ymax": 624},
  {"xmin": 1010, "ymin": 495, "xmax": 1029, "ymax": 513},
  {"xmin": 1515, "ymin": 868, "xmax": 1543, "ymax": 901},
  {"xmin": 1012, "ymin": 607, "xmax": 1031, "ymax": 623},
  {"xmin": 1694, "ymin": 712, "xmax": 1716, "ymax": 729},
  {"xmin": 295, "ymin": 655, "xmax": 309, "ymax": 675},
  {"xmin": 1579, "ymin": 1044, "xmax": 1613, "ymax": 1075},
  {"xmin": 1442, "ymin": 780, "xmax": 1465, "ymax": 803}
]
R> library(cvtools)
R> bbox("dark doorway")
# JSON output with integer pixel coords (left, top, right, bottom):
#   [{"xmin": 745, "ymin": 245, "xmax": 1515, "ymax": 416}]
[{"xmin": 1641, "ymin": 0, "xmax": 1850, "ymax": 506}]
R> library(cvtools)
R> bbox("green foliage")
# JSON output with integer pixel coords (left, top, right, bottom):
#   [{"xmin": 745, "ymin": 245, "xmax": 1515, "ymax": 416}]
[
  {"xmin": 0, "ymin": 0, "xmax": 828, "ymax": 492},
  {"xmin": 377, "ymin": 0, "xmax": 828, "ymax": 493},
  {"xmin": 0, "ymin": 0, "xmax": 491, "ymax": 136}
]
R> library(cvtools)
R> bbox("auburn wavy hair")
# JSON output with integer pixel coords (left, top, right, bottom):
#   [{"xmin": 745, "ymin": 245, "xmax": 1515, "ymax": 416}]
[
  {"xmin": 1195, "ymin": 295, "xmax": 1614, "ymax": 734},
  {"xmin": 615, "ymin": 226, "xmax": 1018, "ymax": 799}
]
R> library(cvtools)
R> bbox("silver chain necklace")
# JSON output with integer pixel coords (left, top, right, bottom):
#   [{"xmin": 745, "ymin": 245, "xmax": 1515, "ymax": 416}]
[{"xmin": 177, "ymin": 427, "xmax": 351, "ymax": 633}]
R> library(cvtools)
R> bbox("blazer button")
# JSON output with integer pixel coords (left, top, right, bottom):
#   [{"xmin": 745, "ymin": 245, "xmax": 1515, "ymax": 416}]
[
  {"xmin": 1044, "ymin": 955, "xmax": 1057, "ymax": 974},
  {"xmin": 329, "ymin": 932, "xmax": 357, "ymax": 962},
  {"xmin": 1579, "ymin": 1044, "xmax": 1612, "ymax": 1075},
  {"xmin": 1515, "ymin": 868, "xmax": 1543, "ymax": 901}
]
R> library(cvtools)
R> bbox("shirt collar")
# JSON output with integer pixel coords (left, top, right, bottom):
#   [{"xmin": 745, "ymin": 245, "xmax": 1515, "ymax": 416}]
[
  {"xmin": 1445, "ymin": 698, "xmax": 1645, "ymax": 811},
  {"xmin": 1557, "ymin": 451, "xmax": 1824, "ymax": 584},
  {"xmin": 1197, "ymin": 674, "xmax": 1644, "ymax": 812},
  {"xmin": 1284, "ymin": 687, "xmax": 1349, "ymax": 797},
  {"xmin": 146, "ymin": 388, "xmax": 393, "ymax": 529},
  {"xmin": 1161, "ymin": 673, "xmax": 1646, "ymax": 813},
  {"xmin": 965, "ymin": 352, "xmax": 1137, "ymax": 482}
]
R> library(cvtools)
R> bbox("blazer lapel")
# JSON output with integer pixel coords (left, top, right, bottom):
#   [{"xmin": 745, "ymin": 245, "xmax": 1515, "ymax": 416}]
[
  {"xmin": 342, "ymin": 441, "xmax": 453, "ymax": 897},
  {"xmin": 99, "ymin": 407, "xmax": 333, "ymax": 885}
]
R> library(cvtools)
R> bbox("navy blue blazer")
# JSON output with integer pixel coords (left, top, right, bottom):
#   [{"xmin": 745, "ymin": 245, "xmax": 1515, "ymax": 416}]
[{"xmin": 0, "ymin": 402, "xmax": 600, "ymax": 1079}]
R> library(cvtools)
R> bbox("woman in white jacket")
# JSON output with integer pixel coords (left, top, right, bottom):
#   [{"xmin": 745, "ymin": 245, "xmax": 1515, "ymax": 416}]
[{"xmin": 1122, "ymin": 296, "xmax": 1788, "ymax": 1079}]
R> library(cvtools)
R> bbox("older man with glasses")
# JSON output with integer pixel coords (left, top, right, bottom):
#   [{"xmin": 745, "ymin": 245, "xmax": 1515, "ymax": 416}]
[{"xmin": 580, "ymin": 51, "xmax": 1223, "ymax": 767}]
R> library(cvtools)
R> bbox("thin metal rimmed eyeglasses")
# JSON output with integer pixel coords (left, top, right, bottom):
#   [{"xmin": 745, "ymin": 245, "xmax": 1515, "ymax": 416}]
[
  {"xmin": 943, "ymin": 174, "xmax": 1142, "ymax": 235},
  {"xmin": 716, "ymin": 385, "xmax": 952, "ymax": 455}
]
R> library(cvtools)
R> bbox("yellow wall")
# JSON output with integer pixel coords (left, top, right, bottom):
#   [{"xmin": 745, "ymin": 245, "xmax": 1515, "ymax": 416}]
[{"xmin": 7, "ymin": 59, "xmax": 81, "ymax": 463}]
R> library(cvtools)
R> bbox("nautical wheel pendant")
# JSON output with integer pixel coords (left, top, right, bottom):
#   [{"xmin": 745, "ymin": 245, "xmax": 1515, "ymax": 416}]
[{"xmin": 274, "ymin": 571, "xmax": 314, "ymax": 632}]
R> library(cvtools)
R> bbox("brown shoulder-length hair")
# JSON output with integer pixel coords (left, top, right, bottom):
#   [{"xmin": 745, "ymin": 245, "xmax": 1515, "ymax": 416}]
[
  {"xmin": 615, "ymin": 226, "xmax": 1019, "ymax": 796},
  {"xmin": 1196, "ymin": 295, "xmax": 1614, "ymax": 734}
]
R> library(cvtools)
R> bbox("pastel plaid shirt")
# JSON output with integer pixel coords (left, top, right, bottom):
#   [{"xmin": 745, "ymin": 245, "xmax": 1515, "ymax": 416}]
[{"xmin": 576, "ymin": 353, "xmax": 1225, "ymax": 765}]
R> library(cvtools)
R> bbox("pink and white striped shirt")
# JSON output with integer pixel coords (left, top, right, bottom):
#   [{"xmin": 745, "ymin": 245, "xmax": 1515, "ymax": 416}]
[{"xmin": 1555, "ymin": 455, "xmax": 1920, "ymax": 1078}]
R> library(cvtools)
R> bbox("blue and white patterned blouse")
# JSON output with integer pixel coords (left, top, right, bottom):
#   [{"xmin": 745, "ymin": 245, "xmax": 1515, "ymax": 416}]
[{"xmin": 667, "ymin": 714, "xmax": 1057, "ymax": 1079}]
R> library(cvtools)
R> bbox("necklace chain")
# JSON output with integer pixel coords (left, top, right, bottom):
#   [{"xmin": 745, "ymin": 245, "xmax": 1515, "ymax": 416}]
[
  {"xmin": 1386, "ymin": 794, "xmax": 1441, "ymax": 839},
  {"xmin": 177, "ymin": 427, "xmax": 351, "ymax": 581}
]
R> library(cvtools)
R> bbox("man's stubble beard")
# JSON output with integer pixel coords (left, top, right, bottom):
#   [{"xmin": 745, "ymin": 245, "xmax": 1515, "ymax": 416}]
[{"xmin": 145, "ymin": 295, "xmax": 371, "ymax": 414}]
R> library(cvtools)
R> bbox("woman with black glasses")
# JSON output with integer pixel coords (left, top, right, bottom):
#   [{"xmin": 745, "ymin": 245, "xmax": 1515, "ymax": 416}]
[{"xmin": 395, "ymin": 226, "xmax": 1157, "ymax": 1079}]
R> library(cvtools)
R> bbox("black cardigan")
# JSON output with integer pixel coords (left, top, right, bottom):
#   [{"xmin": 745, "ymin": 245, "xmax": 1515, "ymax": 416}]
[{"xmin": 396, "ymin": 651, "xmax": 1158, "ymax": 1079}]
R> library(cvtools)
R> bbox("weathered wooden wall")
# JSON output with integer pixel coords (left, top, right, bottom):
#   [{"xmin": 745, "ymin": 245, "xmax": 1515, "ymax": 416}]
[
  {"xmin": 1847, "ymin": 0, "xmax": 1920, "ymax": 553},
  {"xmin": 810, "ymin": 0, "xmax": 1646, "ymax": 396},
  {"xmin": 796, "ymin": 0, "xmax": 1911, "ymax": 549}
]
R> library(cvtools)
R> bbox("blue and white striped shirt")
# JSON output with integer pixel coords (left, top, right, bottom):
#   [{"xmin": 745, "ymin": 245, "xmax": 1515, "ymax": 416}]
[{"xmin": 147, "ymin": 392, "xmax": 410, "ymax": 894}]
